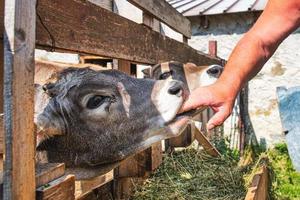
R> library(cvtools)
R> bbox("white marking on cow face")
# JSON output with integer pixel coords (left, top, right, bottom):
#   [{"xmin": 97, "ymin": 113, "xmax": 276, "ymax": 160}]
[
  {"xmin": 151, "ymin": 80, "xmax": 184, "ymax": 123},
  {"xmin": 117, "ymin": 82, "xmax": 131, "ymax": 118},
  {"xmin": 199, "ymin": 65, "xmax": 223, "ymax": 87}
]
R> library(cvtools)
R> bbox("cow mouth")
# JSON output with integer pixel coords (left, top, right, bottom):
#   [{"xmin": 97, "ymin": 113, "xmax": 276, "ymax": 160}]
[{"xmin": 172, "ymin": 106, "xmax": 207, "ymax": 122}]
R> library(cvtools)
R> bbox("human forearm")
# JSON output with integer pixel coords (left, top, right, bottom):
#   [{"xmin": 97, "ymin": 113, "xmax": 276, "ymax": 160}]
[
  {"xmin": 216, "ymin": 0, "xmax": 300, "ymax": 97},
  {"xmin": 216, "ymin": 33, "xmax": 269, "ymax": 97}
]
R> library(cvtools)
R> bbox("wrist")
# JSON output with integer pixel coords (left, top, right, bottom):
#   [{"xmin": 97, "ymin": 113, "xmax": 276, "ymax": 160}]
[{"xmin": 214, "ymin": 77, "xmax": 242, "ymax": 100}]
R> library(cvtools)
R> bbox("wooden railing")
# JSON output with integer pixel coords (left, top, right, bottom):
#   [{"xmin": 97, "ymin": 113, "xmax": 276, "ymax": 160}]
[{"xmin": 0, "ymin": 0, "xmax": 223, "ymax": 199}]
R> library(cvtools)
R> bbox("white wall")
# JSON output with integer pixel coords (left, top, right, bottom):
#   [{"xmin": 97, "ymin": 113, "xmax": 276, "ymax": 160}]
[{"xmin": 188, "ymin": 13, "xmax": 300, "ymax": 147}]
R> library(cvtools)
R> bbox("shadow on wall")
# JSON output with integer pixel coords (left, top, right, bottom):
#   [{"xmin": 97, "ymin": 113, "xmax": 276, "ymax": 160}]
[{"xmin": 189, "ymin": 12, "xmax": 262, "ymax": 36}]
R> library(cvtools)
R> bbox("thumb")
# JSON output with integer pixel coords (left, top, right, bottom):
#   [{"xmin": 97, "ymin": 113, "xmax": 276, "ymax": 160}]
[
  {"xmin": 206, "ymin": 109, "xmax": 228, "ymax": 130},
  {"xmin": 179, "ymin": 88, "xmax": 208, "ymax": 113}
]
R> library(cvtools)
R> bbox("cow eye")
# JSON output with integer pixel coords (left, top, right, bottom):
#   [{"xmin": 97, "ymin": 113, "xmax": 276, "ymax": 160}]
[
  {"xmin": 159, "ymin": 71, "xmax": 172, "ymax": 80},
  {"xmin": 86, "ymin": 95, "xmax": 108, "ymax": 109}
]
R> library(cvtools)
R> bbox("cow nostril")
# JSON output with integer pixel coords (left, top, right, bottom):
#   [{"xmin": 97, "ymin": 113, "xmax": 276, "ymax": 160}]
[{"xmin": 168, "ymin": 83, "xmax": 183, "ymax": 96}]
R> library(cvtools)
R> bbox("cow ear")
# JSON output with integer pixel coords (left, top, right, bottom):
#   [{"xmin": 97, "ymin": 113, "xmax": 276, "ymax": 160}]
[{"xmin": 142, "ymin": 68, "xmax": 151, "ymax": 78}]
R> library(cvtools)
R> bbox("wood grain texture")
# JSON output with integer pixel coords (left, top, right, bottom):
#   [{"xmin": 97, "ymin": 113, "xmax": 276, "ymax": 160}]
[
  {"xmin": 0, "ymin": 114, "xmax": 3, "ymax": 154},
  {"xmin": 36, "ymin": 175, "xmax": 75, "ymax": 200},
  {"xmin": 36, "ymin": 163, "xmax": 65, "ymax": 188},
  {"xmin": 75, "ymin": 170, "xmax": 113, "ymax": 198},
  {"xmin": 0, "ymin": 0, "xmax": 221, "ymax": 66},
  {"xmin": 193, "ymin": 124, "xmax": 221, "ymax": 157},
  {"xmin": 150, "ymin": 141, "xmax": 162, "ymax": 171},
  {"xmin": 245, "ymin": 165, "xmax": 269, "ymax": 200},
  {"xmin": 128, "ymin": 0, "xmax": 191, "ymax": 37},
  {"xmin": 168, "ymin": 125, "xmax": 194, "ymax": 148},
  {"xmin": 3, "ymin": 0, "xmax": 36, "ymax": 199}
]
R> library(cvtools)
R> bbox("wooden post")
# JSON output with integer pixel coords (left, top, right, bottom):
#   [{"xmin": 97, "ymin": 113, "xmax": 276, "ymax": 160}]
[
  {"xmin": 3, "ymin": 0, "xmax": 36, "ymax": 199},
  {"xmin": 183, "ymin": 36, "xmax": 188, "ymax": 44},
  {"xmin": 208, "ymin": 40, "xmax": 217, "ymax": 57}
]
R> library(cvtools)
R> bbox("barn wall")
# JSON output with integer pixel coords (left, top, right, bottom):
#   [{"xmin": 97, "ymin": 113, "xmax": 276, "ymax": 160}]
[{"xmin": 188, "ymin": 12, "xmax": 300, "ymax": 147}]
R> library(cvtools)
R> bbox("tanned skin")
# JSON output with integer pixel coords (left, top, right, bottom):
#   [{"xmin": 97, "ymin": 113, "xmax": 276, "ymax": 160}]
[{"xmin": 180, "ymin": 0, "xmax": 300, "ymax": 130}]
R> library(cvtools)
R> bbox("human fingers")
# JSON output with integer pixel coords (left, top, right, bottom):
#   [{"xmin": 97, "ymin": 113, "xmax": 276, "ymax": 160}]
[
  {"xmin": 206, "ymin": 107, "xmax": 231, "ymax": 130},
  {"xmin": 179, "ymin": 87, "xmax": 211, "ymax": 113}
]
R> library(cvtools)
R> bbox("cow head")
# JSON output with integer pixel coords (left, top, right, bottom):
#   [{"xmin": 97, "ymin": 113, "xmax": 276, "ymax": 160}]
[
  {"xmin": 144, "ymin": 61, "xmax": 223, "ymax": 91},
  {"xmin": 35, "ymin": 68, "xmax": 195, "ymax": 179}
]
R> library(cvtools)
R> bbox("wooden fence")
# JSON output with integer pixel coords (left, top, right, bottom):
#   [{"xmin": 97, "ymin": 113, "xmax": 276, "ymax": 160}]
[{"xmin": 0, "ymin": 0, "xmax": 224, "ymax": 199}]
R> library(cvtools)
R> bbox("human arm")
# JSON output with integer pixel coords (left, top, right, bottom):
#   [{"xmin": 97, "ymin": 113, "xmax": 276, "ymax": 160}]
[{"xmin": 180, "ymin": 0, "xmax": 300, "ymax": 130}]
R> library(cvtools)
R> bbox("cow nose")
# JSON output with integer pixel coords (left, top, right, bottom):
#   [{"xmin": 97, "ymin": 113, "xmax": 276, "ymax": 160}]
[
  {"xmin": 168, "ymin": 81, "xmax": 183, "ymax": 97},
  {"xmin": 207, "ymin": 65, "xmax": 223, "ymax": 78}
]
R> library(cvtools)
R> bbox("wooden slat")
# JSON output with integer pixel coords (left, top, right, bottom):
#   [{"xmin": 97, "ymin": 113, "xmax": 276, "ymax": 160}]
[
  {"xmin": 142, "ymin": 12, "xmax": 160, "ymax": 33},
  {"xmin": 76, "ymin": 181, "xmax": 113, "ymax": 200},
  {"xmin": 193, "ymin": 123, "xmax": 221, "ymax": 157},
  {"xmin": 245, "ymin": 166, "xmax": 269, "ymax": 200},
  {"xmin": 168, "ymin": 125, "xmax": 194, "ymax": 148},
  {"xmin": 150, "ymin": 141, "xmax": 162, "ymax": 171},
  {"xmin": 3, "ymin": 0, "xmax": 36, "ymax": 199},
  {"xmin": 36, "ymin": 175, "xmax": 75, "ymax": 200},
  {"xmin": 0, "ymin": 114, "xmax": 3, "ymax": 155},
  {"xmin": 75, "ymin": 170, "xmax": 113, "ymax": 198},
  {"xmin": 36, "ymin": 163, "xmax": 65, "ymax": 188},
  {"xmin": 128, "ymin": 0, "xmax": 191, "ymax": 38},
  {"xmin": 0, "ymin": 41, "xmax": 3, "ymax": 114},
  {"xmin": 209, "ymin": 40, "xmax": 217, "ymax": 57},
  {"xmin": 0, "ymin": 0, "xmax": 221, "ymax": 66}
]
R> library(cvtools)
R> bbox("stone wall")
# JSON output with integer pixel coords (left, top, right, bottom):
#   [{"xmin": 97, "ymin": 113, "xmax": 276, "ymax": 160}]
[{"xmin": 188, "ymin": 12, "xmax": 300, "ymax": 147}]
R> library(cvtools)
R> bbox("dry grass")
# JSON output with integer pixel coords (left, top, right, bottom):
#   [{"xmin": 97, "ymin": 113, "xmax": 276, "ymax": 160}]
[{"xmin": 132, "ymin": 148, "xmax": 247, "ymax": 200}]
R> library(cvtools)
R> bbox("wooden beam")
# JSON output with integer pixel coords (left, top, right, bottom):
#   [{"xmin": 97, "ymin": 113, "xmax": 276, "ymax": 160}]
[
  {"xmin": 128, "ymin": 0, "xmax": 191, "ymax": 38},
  {"xmin": 36, "ymin": 163, "xmax": 65, "ymax": 188},
  {"xmin": 142, "ymin": 12, "xmax": 160, "ymax": 33},
  {"xmin": 167, "ymin": 125, "xmax": 194, "ymax": 148},
  {"xmin": 245, "ymin": 165, "xmax": 269, "ymax": 200},
  {"xmin": 0, "ymin": 0, "xmax": 221, "ymax": 66},
  {"xmin": 193, "ymin": 123, "xmax": 221, "ymax": 157},
  {"xmin": 3, "ymin": 0, "xmax": 36, "ymax": 199},
  {"xmin": 209, "ymin": 40, "xmax": 217, "ymax": 58},
  {"xmin": 75, "ymin": 170, "xmax": 113, "ymax": 198},
  {"xmin": 36, "ymin": 175, "xmax": 75, "ymax": 200}
]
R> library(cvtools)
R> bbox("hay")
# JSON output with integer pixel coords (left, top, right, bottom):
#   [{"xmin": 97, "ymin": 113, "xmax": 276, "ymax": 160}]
[{"xmin": 132, "ymin": 148, "xmax": 247, "ymax": 200}]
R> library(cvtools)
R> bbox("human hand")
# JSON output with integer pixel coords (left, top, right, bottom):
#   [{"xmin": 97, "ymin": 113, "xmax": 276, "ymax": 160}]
[{"xmin": 179, "ymin": 83, "xmax": 237, "ymax": 130}]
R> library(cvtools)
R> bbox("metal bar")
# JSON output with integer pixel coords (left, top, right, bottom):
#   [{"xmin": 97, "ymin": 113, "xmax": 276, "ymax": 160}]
[
  {"xmin": 199, "ymin": 0, "xmax": 223, "ymax": 15},
  {"xmin": 223, "ymin": 0, "xmax": 240, "ymax": 13},
  {"xmin": 248, "ymin": 0, "xmax": 260, "ymax": 11},
  {"xmin": 182, "ymin": 0, "xmax": 210, "ymax": 14}
]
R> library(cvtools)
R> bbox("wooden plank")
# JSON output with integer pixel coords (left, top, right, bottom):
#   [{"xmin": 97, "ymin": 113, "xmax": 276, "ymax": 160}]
[
  {"xmin": 117, "ymin": 60, "xmax": 131, "ymax": 75},
  {"xmin": 142, "ymin": 12, "xmax": 160, "ymax": 33},
  {"xmin": 193, "ymin": 123, "xmax": 221, "ymax": 157},
  {"xmin": 0, "ymin": 41, "xmax": 3, "ymax": 114},
  {"xmin": 75, "ymin": 170, "xmax": 113, "ymax": 199},
  {"xmin": 277, "ymin": 86, "xmax": 300, "ymax": 171},
  {"xmin": 245, "ymin": 166, "xmax": 269, "ymax": 200},
  {"xmin": 127, "ymin": 0, "xmax": 191, "ymax": 38},
  {"xmin": 150, "ymin": 141, "xmax": 162, "ymax": 171},
  {"xmin": 76, "ymin": 181, "xmax": 114, "ymax": 200},
  {"xmin": 208, "ymin": 40, "xmax": 217, "ymax": 57},
  {"xmin": 113, "ymin": 177, "xmax": 144, "ymax": 200},
  {"xmin": 88, "ymin": 0, "xmax": 113, "ymax": 11},
  {"xmin": 168, "ymin": 125, "xmax": 194, "ymax": 148},
  {"xmin": 36, "ymin": 175, "xmax": 75, "ymax": 200},
  {"xmin": 0, "ymin": 0, "xmax": 221, "ymax": 66},
  {"xmin": 0, "ymin": 114, "xmax": 3, "ymax": 155},
  {"xmin": 3, "ymin": 0, "xmax": 36, "ymax": 199},
  {"xmin": 36, "ymin": 163, "xmax": 65, "ymax": 188}
]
